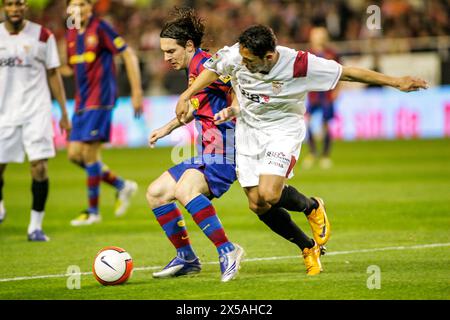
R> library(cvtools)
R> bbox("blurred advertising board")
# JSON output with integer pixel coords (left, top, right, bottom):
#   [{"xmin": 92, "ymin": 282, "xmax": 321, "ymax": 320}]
[
  {"xmin": 329, "ymin": 86, "xmax": 450, "ymax": 140},
  {"xmin": 51, "ymin": 86, "xmax": 450, "ymax": 148}
]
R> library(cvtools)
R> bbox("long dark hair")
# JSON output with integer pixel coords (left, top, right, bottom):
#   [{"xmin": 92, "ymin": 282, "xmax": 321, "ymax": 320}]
[{"xmin": 160, "ymin": 7, "xmax": 205, "ymax": 48}]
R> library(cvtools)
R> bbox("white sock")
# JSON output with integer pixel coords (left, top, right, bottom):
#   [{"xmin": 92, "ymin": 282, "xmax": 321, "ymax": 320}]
[
  {"xmin": 0, "ymin": 200, "xmax": 5, "ymax": 219},
  {"xmin": 28, "ymin": 210, "xmax": 45, "ymax": 234}
]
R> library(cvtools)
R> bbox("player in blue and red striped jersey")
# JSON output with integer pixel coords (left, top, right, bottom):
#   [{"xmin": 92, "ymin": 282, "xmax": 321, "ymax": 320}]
[
  {"xmin": 304, "ymin": 26, "xmax": 341, "ymax": 169},
  {"xmin": 63, "ymin": 0, "xmax": 143, "ymax": 226},
  {"xmin": 145, "ymin": 7, "xmax": 244, "ymax": 282}
]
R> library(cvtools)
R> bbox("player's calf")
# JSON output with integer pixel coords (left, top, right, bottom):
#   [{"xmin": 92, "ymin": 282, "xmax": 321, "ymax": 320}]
[{"xmin": 28, "ymin": 179, "xmax": 50, "ymax": 241}]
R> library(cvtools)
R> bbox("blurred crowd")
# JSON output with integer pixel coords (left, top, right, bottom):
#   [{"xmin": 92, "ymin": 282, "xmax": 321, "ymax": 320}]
[{"xmin": 2, "ymin": 0, "xmax": 449, "ymax": 95}]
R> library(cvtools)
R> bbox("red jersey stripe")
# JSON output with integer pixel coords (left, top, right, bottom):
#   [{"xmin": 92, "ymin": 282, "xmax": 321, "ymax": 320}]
[
  {"xmin": 293, "ymin": 51, "xmax": 308, "ymax": 78},
  {"xmin": 39, "ymin": 27, "xmax": 52, "ymax": 43}
]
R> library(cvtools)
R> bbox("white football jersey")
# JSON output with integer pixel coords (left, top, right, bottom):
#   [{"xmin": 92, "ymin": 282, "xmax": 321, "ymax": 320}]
[
  {"xmin": 204, "ymin": 43, "xmax": 342, "ymax": 129},
  {"xmin": 204, "ymin": 43, "xmax": 342, "ymax": 155},
  {"xmin": 0, "ymin": 21, "xmax": 60, "ymax": 127}
]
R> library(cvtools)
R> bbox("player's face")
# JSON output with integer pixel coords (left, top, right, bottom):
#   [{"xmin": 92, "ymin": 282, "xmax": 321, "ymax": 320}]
[
  {"xmin": 160, "ymin": 38, "xmax": 191, "ymax": 70},
  {"xmin": 67, "ymin": 0, "xmax": 92, "ymax": 25},
  {"xmin": 3, "ymin": 0, "xmax": 27, "ymax": 26},
  {"xmin": 239, "ymin": 45, "xmax": 273, "ymax": 74},
  {"xmin": 310, "ymin": 27, "xmax": 329, "ymax": 47}
]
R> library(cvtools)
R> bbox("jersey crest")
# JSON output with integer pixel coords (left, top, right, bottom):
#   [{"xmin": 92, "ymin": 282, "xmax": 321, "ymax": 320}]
[{"xmin": 272, "ymin": 81, "xmax": 284, "ymax": 95}]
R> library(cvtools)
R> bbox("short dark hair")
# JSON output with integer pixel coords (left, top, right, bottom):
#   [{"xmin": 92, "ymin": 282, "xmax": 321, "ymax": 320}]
[
  {"xmin": 160, "ymin": 7, "xmax": 205, "ymax": 48},
  {"xmin": 238, "ymin": 25, "xmax": 277, "ymax": 58}
]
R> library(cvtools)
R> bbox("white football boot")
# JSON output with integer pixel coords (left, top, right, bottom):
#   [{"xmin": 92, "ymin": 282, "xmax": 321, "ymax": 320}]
[
  {"xmin": 115, "ymin": 180, "xmax": 138, "ymax": 217},
  {"xmin": 220, "ymin": 244, "xmax": 245, "ymax": 282}
]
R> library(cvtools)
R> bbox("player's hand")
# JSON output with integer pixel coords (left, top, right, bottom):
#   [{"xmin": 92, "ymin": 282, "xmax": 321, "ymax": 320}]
[
  {"xmin": 176, "ymin": 93, "xmax": 190, "ymax": 124},
  {"xmin": 148, "ymin": 127, "xmax": 169, "ymax": 149},
  {"xmin": 214, "ymin": 106, "xmax": 238, "ymax": 125},
  {"xmin": 59, "ymin": 113, "xmax": 72, "ymax": 140},
  {"xmin": 132, "ymin": 90, "xmax": 144, "ymax": 118},
  {"xmin": 395, "ymin": 76, "xmax": 429, "ymax": 92}
]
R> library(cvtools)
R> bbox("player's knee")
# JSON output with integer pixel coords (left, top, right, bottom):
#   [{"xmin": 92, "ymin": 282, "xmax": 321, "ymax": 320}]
[
  {"xmin": 259, "ymin": 188, "xmax": 282, "ymax": 206},
  {"xmin": 67, "ymin": 149, "xmax": 83, "ymax": 165},
  {"xmin": 248, "ymin": 201, "xmax": 268, "ymax": 215},
  {"xmin": 248, "ymin": 202, "xmax": 259, "ymax": 214},
  {"xmin": 30, "ymin": 161, "xmax": 48, "ymax": 181},
  {"xmin": 174, "ymin": 183, "xmax": 191, "ymax": 205},
  {"xmin": 146, "ymin": 183, "xmax": 164, "ymax": 208}
]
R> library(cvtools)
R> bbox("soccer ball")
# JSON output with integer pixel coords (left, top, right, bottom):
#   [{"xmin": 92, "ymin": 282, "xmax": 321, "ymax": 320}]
[{"xmin": 93, "ymin": 246, "xmax": 133, "ymax": 285}]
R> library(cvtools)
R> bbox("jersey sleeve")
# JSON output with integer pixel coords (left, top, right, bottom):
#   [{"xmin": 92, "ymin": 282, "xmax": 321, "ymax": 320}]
[
  {"xmin": 45, "ymin": 33, "xmax": 61, "ymax": 70},
  {"xmin": 196, "ymin": 56, "xmax": 232, "ymax": 88},
  {"xmin": 300, "ymin": 52, "xmax": 342, "ymax": 92},
  {"xmin": 203, "ymin": 43, "xmax": 240, "ymax": 77},
  {"xmin": 98, "ymin": 20, "xmax": 128, "ymax": 55}
]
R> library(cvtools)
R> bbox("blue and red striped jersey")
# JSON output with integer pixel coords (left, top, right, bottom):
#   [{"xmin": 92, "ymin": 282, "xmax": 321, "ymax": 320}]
[
  {"xmin": 66, "ymin": 16, "xmax": 127, "ymax": 112},
  {"xmin": 307, "ymin": 48, "xmax": 340, "ymax": 106},
  {"xmin": 188, "ymin": 49, "xmax": 234, "ymax": 157}
]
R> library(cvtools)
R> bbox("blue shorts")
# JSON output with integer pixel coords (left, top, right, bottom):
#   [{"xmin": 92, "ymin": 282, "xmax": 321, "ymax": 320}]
[
  {"xmin": 70, "ymin": 109, "xmax": 112, "ymax": 142},
  {"xmin": 307, "ymin": 103, "xmax": 335, "ymax": 122},
  {"xmin": 168, "ymin": 154, "xmax": 237, "ymax": 199}
]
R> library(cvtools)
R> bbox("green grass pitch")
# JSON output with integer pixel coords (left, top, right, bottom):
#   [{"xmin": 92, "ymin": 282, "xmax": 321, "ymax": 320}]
[{"xmin": 0, "ymin": 139, "xmax": 449, "ymax": 300}]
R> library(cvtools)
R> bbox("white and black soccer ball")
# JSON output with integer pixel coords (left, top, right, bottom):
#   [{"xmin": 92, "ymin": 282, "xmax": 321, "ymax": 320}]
[{"xmin": 93, "ymin": 247, "xmax": 133, "ymax": 285}]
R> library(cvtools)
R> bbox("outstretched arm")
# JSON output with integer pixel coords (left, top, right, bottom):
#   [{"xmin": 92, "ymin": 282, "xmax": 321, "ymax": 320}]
[
  {"xmin": 149, "ymin": 103, "xmax": 195, "ymax": 148},
  {"xmin": 121, "ymin": 47, "xmax": 144, "ymax": 117},
  {"xmin": 176, "ymin": 69, "xmax": 220, "ymax": 123},
  {"xmin": 340, "ymin": 66, "xmax": 429, "ymax": 92}
]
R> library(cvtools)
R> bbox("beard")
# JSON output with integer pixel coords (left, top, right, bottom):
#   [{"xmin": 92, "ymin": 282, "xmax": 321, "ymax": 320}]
[{"xmin": 7, "ymin": 16, "xmax": 25, "ymax": 31}]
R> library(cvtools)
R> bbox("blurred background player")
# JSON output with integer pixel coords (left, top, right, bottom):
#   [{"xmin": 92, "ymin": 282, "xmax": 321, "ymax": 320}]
[
  {"xmin": 0, "ymin": 0, "xmax": 70, "ymax": 241},
  {"xmin": 63, "ymin": 0, "xmax": 143, "ymax": 226},
  {"xmin": 146, "ymin": 7, "xmax": 243, "ymax": 282},
  {"xmin": 304, "ymin": 25, "xmax": 340, "ymax": 169},
  {"xmin": 176, "ymin": 24, "xmax": 428, "ymax": 276}
]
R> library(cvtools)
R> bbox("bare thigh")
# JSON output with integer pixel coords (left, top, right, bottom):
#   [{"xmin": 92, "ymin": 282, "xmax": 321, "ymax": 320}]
[{"xmin": 175, "ymin": 169, "xmax": 211, "ymax": 207}]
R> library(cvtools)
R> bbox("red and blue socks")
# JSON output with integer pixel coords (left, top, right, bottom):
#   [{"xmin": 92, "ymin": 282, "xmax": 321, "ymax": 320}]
[
  {"xmin": 86, "ymin": 162, "xmax": 101, "ymax": 214},
  {"xmin": 101, "ymin": 164, "xmax": 125, "ymax": 191},
  {"xmin": 75, "ymin": 161, "xmax": 125, "ymax": 191},
  {"xmin": 185, "ymin": 194, "xmax": 235, "ymax": 255},
  {"xmin": 153, "ymin": 203, "xmax": 197, "ymax": 261}
]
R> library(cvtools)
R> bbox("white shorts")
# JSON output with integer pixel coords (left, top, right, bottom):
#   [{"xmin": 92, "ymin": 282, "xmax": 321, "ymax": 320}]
[
  {"xmin": 0, "ymin": 115, "xmax": 55, "ymax": 163},
  {"xmin": 236, "ymin": 135, "xmax": 303, "ymax": 188}
]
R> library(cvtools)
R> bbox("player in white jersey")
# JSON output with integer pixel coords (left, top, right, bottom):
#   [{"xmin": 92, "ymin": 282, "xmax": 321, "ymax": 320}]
[
  {"xmin": 175, "ymin": 25, "xmax": 428, "ymax": 275},
  {"xmin": 0, "ymin": 0, "xmax": 71, "ymax": 241}
]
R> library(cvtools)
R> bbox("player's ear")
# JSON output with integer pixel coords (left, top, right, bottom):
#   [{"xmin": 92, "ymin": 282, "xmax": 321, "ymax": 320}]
[
  {"xmin": 185, "ymin": 40, "xmax": 195, "ymax": 53},
  {"xmin": 265, "ymin": 52, "xmax": 275, "ymax": 61}
]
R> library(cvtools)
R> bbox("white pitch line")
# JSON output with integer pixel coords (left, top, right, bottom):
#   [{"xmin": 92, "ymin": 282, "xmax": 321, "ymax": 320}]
[{"xmin": 0, "ymin": 242, "xmax": 449, "ymax": 283}]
